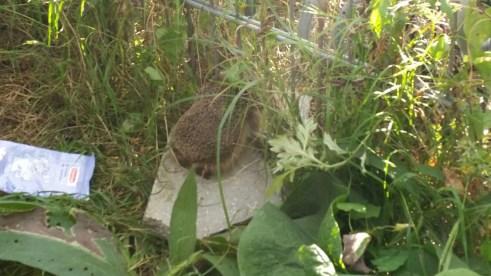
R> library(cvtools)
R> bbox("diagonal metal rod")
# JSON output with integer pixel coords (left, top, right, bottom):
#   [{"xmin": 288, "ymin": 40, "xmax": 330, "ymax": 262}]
[{"xmin": 184, "ymin": 0, "xmax": 361, "ymax": 67}]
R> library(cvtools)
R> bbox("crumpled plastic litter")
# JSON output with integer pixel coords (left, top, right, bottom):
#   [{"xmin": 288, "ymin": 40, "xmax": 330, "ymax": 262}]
[{"xmin": 0, "ymin": 140, "xmax": 95, "ymax": 198}]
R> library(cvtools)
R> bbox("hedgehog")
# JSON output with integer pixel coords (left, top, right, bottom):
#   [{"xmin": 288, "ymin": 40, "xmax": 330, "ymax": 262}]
[{"xmin": 169, "ymin": 93, "xmax": 259, "ymax": 178}]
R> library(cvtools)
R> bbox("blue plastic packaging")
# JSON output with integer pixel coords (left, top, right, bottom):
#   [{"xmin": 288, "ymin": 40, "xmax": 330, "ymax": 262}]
[{"xmin": 0, "ymin": 140, "xmax": 95, "ymax": 198}]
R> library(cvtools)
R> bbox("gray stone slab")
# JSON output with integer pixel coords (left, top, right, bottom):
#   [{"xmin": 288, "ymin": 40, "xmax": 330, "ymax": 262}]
[{"xmin": 143, "ymin": 148, "xmax": 279, "ymax": 238}]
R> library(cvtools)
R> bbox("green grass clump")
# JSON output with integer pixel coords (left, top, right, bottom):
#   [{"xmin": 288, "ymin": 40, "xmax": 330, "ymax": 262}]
[{"xmin": 1, "ymin": 0, "xmax": 491, "ymax": 275}]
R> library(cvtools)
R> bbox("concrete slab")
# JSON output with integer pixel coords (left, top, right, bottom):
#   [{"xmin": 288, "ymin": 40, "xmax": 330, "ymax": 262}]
[{"xmin": 143, "ymin": 148, "xmax": 279, "ymax": 238}]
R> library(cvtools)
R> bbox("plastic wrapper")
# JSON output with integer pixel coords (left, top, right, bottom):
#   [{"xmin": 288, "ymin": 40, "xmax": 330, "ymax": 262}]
[{"xmin": 0, "ymin": 140, "xmax": 95, "ymax": 198}]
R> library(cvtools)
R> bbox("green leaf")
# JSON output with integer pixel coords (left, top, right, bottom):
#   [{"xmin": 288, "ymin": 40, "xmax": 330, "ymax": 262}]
[
  {"xmin": 297, "ymin": 244, "xmax": 337, "ymax": 276},
  {"xmin": 372, "ymin": 249, "xmax": 409, "ymax": 272},
  {"xmin": 435, "ymin": 268, "xmax": 481, "ymax": 276},
  {"xmin": 322, "ymin": 133, "xmax": 347, "ymax": 155},
  {"xmin": 395, "ymin": 247, "xmax": 438, "ymax": 276},
  {"xmin": 266, "ymin": 172, "xmax": 288, "ymax": 197},
  {"xmin": 144, "ymin": 66, "xmax": 164, "ymax": 81},
  {"xmin": 0, "ymin": 231, "xmax": 129, "ymax": 276},
  {"xmin": 479, "ymin": 239, "xmax": 491, "ymax": 262},
  {"xmin": 46, "ymin": 206, "xmax": 76, "ymax": 233},
  {"xmin": 0, "ymin": 200, "xmax": 39, "ymax": 214},
  {"xmin": 156, "ymin": 27, "xmax": 185, "ymax": 64},
  {"xmin": 439, "ymin": 222, "xmax": 459, "ymax": 272},
  {"xmin": 121, "ymin": 113, "xmax": 144, "ymax": 134},
  {"xmin": 238, "ymin": 203, "xmax": 312, "ymax": 276},
  {"xmin": 281, "ymin": 171, "xmax": 347, "ymax": 220},
  {"xmin": 318, "ymin": 195, "xmax": 346, "ymax": 268},
  {"xmin": 369, "ymin": 0, "xmax": 392, "ymax": 38},
  {"xmin": 296, "ymin": 119, "xmax": 317, "ymax": 150},
  {"xmin": 336, "ymin": 202, "xmax": 366, "ymax": 213},
  {"xmin": 169, "ymin": 171, "xmax": 198, "ymax": 265},
  {"xmin": 339, "ymin": 202, "xmax": 381, "ymax": 219},
  {"xmin": 438, "ymin": 0, "xmax": 455, "ymax": 19},
  {"xmin": 203, "ymin": 253, "xmax": 240, "ymax": 276},
  {"xmin": 427, "ymin": 35, "xmax": 450, "ymax": 61},
  {"xmin": 463, "ymin": 5, "xmax": 491, "ymax": 90},
  {"xmin": 0, "ymin": 208, "xmax": 129, "ymax": 276},
  {"xmin": 465, "ymin": 110, "xmax": 491, "ymax": 140},
  {"xmin": 223, "ymin": 63, "xmax": 251, "ymax": 85},
  {"xmin": 354, "ymin": 204, "xmax": 381, "ymax": 219}
]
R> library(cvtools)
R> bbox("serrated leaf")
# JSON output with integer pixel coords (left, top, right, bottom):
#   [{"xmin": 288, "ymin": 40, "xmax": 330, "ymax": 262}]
[
  {"xmin": 269, "ymin": 135, "xmax": 317, "ymax": 173},
  {"xmin": 322, "ymin": 133, "xmax": 347, "ymax": 155},
  {"xmin": 296, "ymin": 119, "xmax": 317, "ymax": 149},
  {"xmin": 297, "ymin": 244, "xmax": 337, "ymax": 276},
  {"xmin": 46, "ymin": 206, "xmax": 76, "ymax": 233},
  {"xmin": 238, "ymin": 203, "xmax": 312, "ymax": 276},
  {"xmin": 169, "ymin": 171, "xmax": 197, "ymax": 265}
]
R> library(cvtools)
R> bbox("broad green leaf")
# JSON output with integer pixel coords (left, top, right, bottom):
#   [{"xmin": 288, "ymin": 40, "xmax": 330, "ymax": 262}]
[
  {"xmin": 0, "ymin": 232, "xmax": 129, "ymax": 276},
  {"xmin": 336, "ymin": 202, "xmax": 366, "ymax": 213},
  {"xmin": 294, "ymin": 214, "xmax": 324, "ymax": 240},
  {"xmin": 297, "ymin": 244, "xmax": 337, "ymax": 276},
  {"xmin": 395, "ymin": 247, "xmax": 438, "ymax": 276},
  {"xmin": 352, "ymin": 203, "xmax": 381, "ymax": 219},
  {"xmin": 318, "ymin": 195, "xmax": 346, "ymax": 268},
  {"xmin": 479, "ymin": 239, "xmax": 491, "ymax": 262},
  {"xmin": 238, "ymin": 203, "xmax": 312, "ymax": 276},
  {"xmin": 322, "ymin": 133, "xmax": 347, "ymax": 155},
  {"xmin": 0, "ymin": 200, "xmax": 39, "ymax": 214},
  {"xmin": 435, "ymin": 268, "xmax": 481, "ymax": 276},
  {"xmin": 169, "ymin": 171, "xmax": 198, "ymax": 265},
  {"xmin": 372, "ymin": 249, "xmax": 409, "ymax": 272},
  {"xmin": 463, "ymin": 5, "xmax": 491, "ymax": 89},
  {"xmin": 203, "ymin": 253, "xmax": 240, "ymax": 276},
  {"xmin": 144, "ymin": 66, "xmax": 164, "ymax": 81},
  {"xmin": 0, "ymin": 208, "xmax": 129, "ymax": 276},
  {"xmin": 281, "ymin": 171, "xmax": 347, "ymax": 219}
]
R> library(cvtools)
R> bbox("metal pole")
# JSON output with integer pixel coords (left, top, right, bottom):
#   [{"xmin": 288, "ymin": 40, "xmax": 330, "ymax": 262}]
[{"xmin": 183, "ymin": 0, "xmax": 360, "ymax": 67}]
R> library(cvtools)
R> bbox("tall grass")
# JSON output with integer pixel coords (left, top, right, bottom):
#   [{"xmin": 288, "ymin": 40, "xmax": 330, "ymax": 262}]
[{"xmin": 1, "ymin": 0, "xmax": 490, "ymax": 274}]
